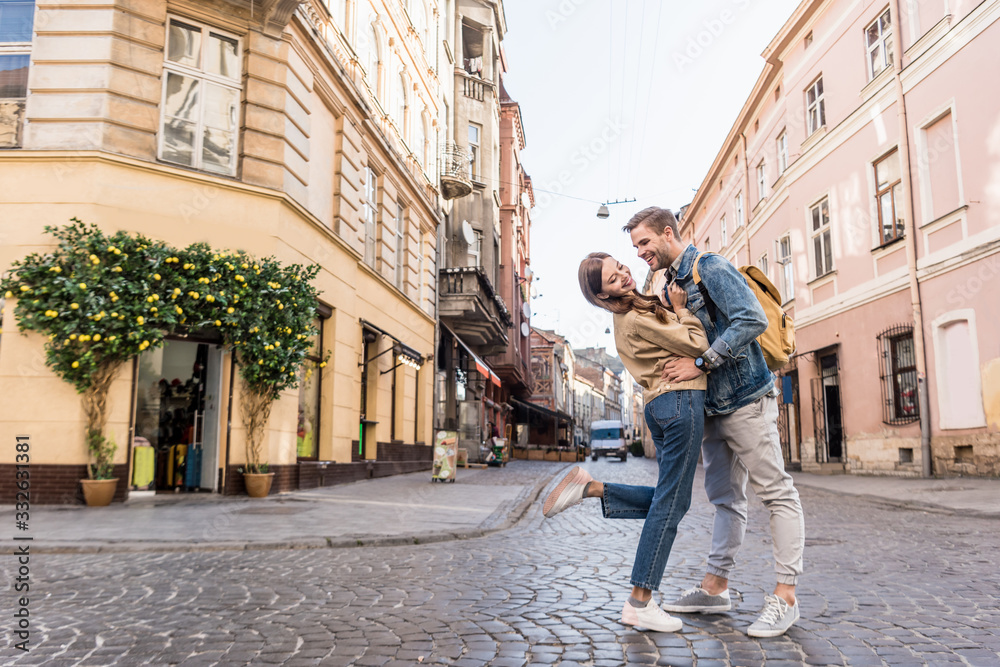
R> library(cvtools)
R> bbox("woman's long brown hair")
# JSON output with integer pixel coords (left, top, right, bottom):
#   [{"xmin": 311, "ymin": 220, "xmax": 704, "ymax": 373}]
[{"xmin": 578, "ymin": 252, "xmax": 671, "ymax": 323}]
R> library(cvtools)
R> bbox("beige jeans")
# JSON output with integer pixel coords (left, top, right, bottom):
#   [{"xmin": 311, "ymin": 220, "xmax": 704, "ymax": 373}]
[{"xmin": 701, "ymin": 393, "xmax": 805, "ymax": 585}]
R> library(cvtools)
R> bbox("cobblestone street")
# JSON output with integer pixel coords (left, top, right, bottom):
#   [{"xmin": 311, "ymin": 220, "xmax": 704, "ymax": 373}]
[{"xmin": 3, "ymin": 458, "xmax": 999, "ymax": 666}]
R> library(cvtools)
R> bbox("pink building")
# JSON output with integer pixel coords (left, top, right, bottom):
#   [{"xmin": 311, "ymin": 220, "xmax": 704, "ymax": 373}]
[{"xmin": 678, "ymin": 0, "xmax": 1000, "ymax": 476}]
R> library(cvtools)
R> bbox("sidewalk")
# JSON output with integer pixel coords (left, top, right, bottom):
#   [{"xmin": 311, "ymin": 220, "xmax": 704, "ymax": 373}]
[
  {"xmin": 0, "ymin": 461, "xmax": 571, "ymax": 554},
  {"xmin": 2, "ymin": 461, "xmax": 997, "ymax": 554},
  {"xmin": 792, "ymin": 471, "xmax": 1000, "ymax": 518}
]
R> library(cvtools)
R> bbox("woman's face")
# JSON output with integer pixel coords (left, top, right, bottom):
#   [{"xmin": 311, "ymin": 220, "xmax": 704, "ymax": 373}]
[{"xmin": 599, "ymin": 256, "xmax": 635, "ymax": 299}]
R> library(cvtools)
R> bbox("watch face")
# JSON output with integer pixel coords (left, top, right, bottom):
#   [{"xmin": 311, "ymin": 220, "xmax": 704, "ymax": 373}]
[{"xmin": 695, "ymin": 357, "xmax": 704, "ymax": 368}]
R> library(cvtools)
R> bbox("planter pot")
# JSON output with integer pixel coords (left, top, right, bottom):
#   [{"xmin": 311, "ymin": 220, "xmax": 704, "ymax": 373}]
[
  {"xmin": 559, "ymin": 451, "xmax": 577, "ymax": 462},
  {"xmin": 81, "ymin": 478, "xmax": 118, "ymax": 507},
  {"xmin": 527, "ymin": 449, "xmax": 544, "ymax": 460},
  {"xmin": 543, "ymin": 450, "xmax": 560, "ymax": 462},
  {"xmin": 244, "ymin": 472, "xmax": 275, "ymax": 498},
  {"xmin": 512, "ymin": 448, "xmax": 528, "ymax": 460}
]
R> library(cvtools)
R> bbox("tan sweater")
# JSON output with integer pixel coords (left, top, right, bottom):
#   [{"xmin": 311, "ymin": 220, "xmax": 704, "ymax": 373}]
[{"xmin": 613, "ymin": 307, "xmax": 710, "ymax": 404}]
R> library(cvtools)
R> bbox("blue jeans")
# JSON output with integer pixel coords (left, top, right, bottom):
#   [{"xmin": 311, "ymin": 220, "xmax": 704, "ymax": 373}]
[{"xmin": 600, "ymin": 390, "xmax": 705, "ymax": 590}]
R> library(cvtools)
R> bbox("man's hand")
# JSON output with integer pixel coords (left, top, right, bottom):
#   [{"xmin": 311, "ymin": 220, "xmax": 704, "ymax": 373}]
[{"xmin": 661, "ymin": 356, "xmax": 702, "ymax": 383}]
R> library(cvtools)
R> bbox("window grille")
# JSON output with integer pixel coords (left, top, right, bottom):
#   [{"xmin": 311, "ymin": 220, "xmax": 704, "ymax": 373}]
[{"xmin": 876, "ymin": 323, "xmax": 919, "ymax": 424}]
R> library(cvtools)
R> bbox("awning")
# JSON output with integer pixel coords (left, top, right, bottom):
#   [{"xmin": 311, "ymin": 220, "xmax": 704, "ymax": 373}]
[
  {"xmin": 510, "ymin": 397, "xmax": 573, "ymax": 424},
  {"xmin": 442, "ymin": 324, "xmax": 501, "ymax": 387}
]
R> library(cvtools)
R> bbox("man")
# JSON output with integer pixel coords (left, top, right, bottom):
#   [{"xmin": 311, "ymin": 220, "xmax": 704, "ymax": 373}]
[{"xmin": 625, "ymin": 206, "xmax": 805, "ymax": 638}]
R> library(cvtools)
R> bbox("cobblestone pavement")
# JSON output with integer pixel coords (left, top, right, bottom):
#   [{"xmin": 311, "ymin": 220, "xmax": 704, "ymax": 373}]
[{"xmin": 3, "ymin": 458, "xmax": 999, "ymax": 666}]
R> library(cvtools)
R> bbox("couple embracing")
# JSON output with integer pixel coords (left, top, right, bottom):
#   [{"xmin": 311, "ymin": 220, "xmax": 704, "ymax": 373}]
[{"xmin": 542, "ymin": 207, "xmax": 805, "ymax": 638}]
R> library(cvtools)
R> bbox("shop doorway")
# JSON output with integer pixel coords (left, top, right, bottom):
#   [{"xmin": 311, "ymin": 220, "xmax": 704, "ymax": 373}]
[
  {"xmin": 132, "ymin": 339, "xmax": 224, "ymax": 493},
  {"xmin": 811, "ymin": 352, "xmax": 844, "ymax": 463}
]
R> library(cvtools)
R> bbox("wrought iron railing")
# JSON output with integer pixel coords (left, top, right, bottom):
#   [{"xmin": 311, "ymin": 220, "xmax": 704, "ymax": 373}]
[
  {"xmin": 440, "ymin": 266, "xmax": 512, "ymax": 328},
  {"xmin": 439, "ymin": 143, "xmax": 472, "ymax": 200}
]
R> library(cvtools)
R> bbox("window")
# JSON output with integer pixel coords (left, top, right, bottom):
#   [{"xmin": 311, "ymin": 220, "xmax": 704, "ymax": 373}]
[
  {"xmin": 810, "ymin": 198, "xmax": 833, "ymax": 277},
  {"xmin": 776, "ymin": 131, "xmax": 788, "ymax": 175},
  {"xmin": 804, "ymin": 31, "xmax": 813, "ymax": 48},
  {"xmin": 933, "ymin": 313, "xmax": 987, "ymax": 430},
  {"xmin": 866, "ymin": 8, "xmax": 893, "ymax": 80},
  {"xmin": 468, "ymin": 229, "xmax": 482, "ymax": 267},
  {"xmin": 758, "ymin": 252, "xmax": 769, "ymax": 278},
  {"xmin": 324, "ymin": 0, "xmax": 346, "ymax": 28},
  {"xmin": 0, "ymin": 0, "xmax": 33, "ymax": 148},
  {"xmin": 363, "ymin": 166, "xmax": 378, "ymax": 267},
  {"xmin": 806, "ymin": 77, "xmax": 825, "ymax": 135},
  {"xmin": 734, "ymin": 193, "xmax": 744, "ymax": 228},
  {"xmin": 409, "ymin": 0, "xmax": 428, "ymax": 47},
  {"xmin": 704, "ymin": 236, "xmax": 710, "ymax": 251},
  {"xmin": 160, "ymin": 18, "xmax": 241, "ymax": 175},
  {"xmin": 412, "ymin": 107, "xmax": 426, "ymax": 167},
  {"xmin": 296, "ymin": 318, "xmax": 324, "ymax": 459},
  {"xmin": 756, "ymin": 162, "xmax": 767, "ymax": 201},
  {"xmin": 394, "ymin": 203, "xmax": 405, "ymax": 290},
  {"xmin": 874, "ymin": 148, "xmax": 904, "ymax": 245},
  {"xmin": 393, "ymin": 73, "xmax": 406, "ymax": 134},
  {"xmin": 358, "ymin": 21, "xmax": 379, "ymax": 92},
  {"xmin": 876, "ymin": 324, "xmax": 918, "ymax": 424},
  {"xmin": 468, "ymin": 123, "xmax": 481, "ymax": 179},
  {"xmin": 720, "ymin": 215, "xmax": 727, "ymax": 247},
  {"xmin": 776, "ymin": 234, "xmax": 794, "ymax": 302},
  {"xmin": 920, "ymin": 111, "xmax": 961, "ymax": 221},
  {"xmin": 417, "ymin": 232, "xmax": 427, "ymax": 309}
]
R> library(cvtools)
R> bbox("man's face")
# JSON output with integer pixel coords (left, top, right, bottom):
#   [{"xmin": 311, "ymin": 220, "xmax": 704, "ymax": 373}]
[{"xmin": 630, "ymin": 222, "xmax": 674, "ymax": 271}]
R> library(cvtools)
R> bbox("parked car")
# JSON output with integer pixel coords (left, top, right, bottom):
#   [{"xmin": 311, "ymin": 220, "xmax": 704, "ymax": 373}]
[{"xmin": 590, "ymin": 420, "xmax": 628, "ymax": 462}]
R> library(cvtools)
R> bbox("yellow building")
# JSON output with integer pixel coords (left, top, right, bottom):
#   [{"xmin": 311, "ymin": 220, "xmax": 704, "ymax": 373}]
[{"xmin": 0, "ymin": 0, "xmax": 443, "ymax": 502}]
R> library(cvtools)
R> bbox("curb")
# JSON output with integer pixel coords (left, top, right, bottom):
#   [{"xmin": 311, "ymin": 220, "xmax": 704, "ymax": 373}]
[
  {"xmin": 792, "ymin": 479, "xmax": 1000, "ymax": 520},
  {"xmin": 15, "ymin": 465, "xmax": 568, "ymax": 555}
]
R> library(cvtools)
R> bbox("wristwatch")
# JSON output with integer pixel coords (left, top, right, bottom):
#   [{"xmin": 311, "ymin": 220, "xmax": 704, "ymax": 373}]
[{"xmin": 694, "ymin": 355, "xmax": 710, "ymax": 373}]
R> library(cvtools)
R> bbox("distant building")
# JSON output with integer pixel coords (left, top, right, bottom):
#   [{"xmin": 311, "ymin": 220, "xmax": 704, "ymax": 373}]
[{"xmin": 525, "ymin": 328, "xmax": 574, "ymax": 447}]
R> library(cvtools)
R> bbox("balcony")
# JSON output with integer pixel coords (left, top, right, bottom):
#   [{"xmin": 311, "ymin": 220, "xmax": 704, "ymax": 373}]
[
  {"xmin": 439, "ymin": 267, "xmax": 511, "ymax": 355},
  {"xmin": 440, "ymin": 143, "xmax": 472, "ymax": 200}
]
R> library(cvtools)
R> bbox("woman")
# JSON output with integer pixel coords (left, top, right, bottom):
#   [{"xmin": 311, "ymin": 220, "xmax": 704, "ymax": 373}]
[{"xmin": 542, "ymin": 252, "xmax": 709, "ymax": 633}]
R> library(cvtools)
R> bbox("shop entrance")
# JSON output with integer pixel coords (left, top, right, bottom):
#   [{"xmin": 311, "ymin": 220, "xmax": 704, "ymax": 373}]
[{"xmin": 132, "ymin": 339, "xmax": 224, "ymax": 493}]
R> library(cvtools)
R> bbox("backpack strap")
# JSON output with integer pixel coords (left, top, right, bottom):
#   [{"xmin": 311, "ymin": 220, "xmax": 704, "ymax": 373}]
[{"xmin": 688, "ymin": 251, "xmax": 717, "ymax": 323}]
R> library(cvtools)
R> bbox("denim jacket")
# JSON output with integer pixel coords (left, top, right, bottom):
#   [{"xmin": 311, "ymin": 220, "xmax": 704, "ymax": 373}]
[{"xmin": 667, "ymin": 244, "xmax": 774, "ymax": 415}]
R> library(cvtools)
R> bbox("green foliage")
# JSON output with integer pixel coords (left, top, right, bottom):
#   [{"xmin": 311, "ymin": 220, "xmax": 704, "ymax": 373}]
[
  {"xmin": 88, "ymin": 431, "xmax": 117, "ymax": 480},
  {"xmin": 1, "ymin": 219, "xmax": 329, "ymax": 472},
  {"xmin": 629, "ymin": 440, "xmax": 644, "ymax": 457}
]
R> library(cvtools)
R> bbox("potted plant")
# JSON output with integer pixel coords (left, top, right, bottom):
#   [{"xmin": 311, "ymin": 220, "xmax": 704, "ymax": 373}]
[
  {"xmin": 0, "ymin": 222, "xmax": 172, "ymax": 505},
  {"xmin": 2, "ymin": 220, "xmax": 327, "ymax": 503}
]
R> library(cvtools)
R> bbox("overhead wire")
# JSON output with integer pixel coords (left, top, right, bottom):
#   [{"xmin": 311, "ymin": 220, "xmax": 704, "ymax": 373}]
[
  {"xmin": 625, "ymin": 0, "xmax": 646, "ymax": 193},
  {"xmin": 615, "ymin": 0, "xmax": 630, "ymax": 200},
  {"xmin": 607, "ymin": 0, "xmax": 613, "ymax": 205},
  {"xmin": 633, "ymin": 0, "xmax": 664, "ymax": 197}
]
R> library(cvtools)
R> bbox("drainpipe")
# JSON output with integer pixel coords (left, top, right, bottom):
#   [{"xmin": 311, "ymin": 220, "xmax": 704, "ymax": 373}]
[
  {"xmin": 741, "ymin": 132, "xmax": 753, "ymax": 266},
  {"xmin": 889, "ymin": 0, "xmax": 932, "ymax": 477}
]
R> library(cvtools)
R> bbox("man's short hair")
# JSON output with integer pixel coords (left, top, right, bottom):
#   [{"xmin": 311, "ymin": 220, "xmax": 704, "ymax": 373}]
[{"xmin": 623, "ymin": 206, "xmax": 679, "ymax": 237}]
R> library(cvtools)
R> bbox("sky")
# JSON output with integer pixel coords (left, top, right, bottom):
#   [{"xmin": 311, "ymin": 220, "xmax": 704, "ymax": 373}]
[{"xmin": 501, "ymin": 0, "xmax": 803, "ymax": 354}]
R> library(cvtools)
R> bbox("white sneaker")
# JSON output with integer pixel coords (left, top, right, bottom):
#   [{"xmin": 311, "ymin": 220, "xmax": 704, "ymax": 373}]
[
  {"xmin": 542, "ymin": 466, "xmax": 593, "ymax": 518},
  {"xmin": 621, "ymin": 599, "xmax": 683, "ymax": 632},
  {"xmin": 747, "ymin": 594, "xmax": 799, "ymax": 638}
]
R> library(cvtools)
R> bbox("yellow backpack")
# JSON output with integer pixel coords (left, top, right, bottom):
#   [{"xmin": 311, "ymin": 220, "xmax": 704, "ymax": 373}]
[{"xmin": 691, "ymin": 252, "xmax": 795, "ymax": 372}]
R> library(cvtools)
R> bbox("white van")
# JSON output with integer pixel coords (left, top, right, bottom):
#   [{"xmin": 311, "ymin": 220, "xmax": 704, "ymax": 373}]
[{"xmin": 589, "ymin": 420, "xmax": 628, "ymax": 462}]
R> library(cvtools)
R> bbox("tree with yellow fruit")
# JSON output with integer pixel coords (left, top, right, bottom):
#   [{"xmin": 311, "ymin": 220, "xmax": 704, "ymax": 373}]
[{"xmin": 1, "ymin": 219, "xmax": 327, "ymax": 488}]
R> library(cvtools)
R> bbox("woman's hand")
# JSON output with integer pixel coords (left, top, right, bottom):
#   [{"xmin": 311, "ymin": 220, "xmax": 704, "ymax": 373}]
[{"xmin": 667, "ymin": 283, "xmax": 688, "ymax": 310}]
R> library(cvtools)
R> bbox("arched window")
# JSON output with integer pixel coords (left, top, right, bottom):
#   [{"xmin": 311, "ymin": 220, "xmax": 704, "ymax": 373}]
[{"xmin": 394, "ymin": 73, "xmax": 407, "ymax": 134}]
